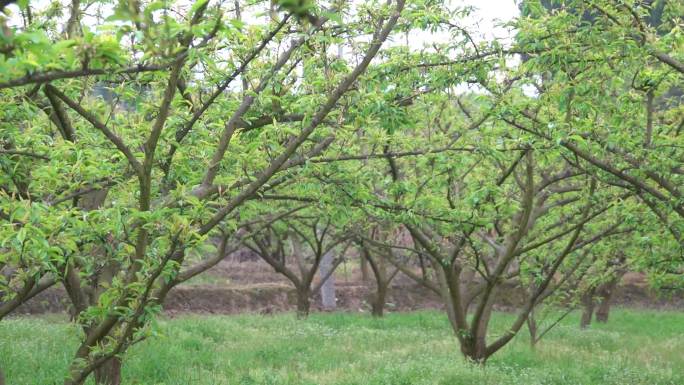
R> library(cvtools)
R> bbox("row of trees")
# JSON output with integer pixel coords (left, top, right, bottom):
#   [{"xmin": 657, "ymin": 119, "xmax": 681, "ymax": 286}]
[{"xmin": 0, "ymin": 0, "xmax": 681, "ymax": 383}]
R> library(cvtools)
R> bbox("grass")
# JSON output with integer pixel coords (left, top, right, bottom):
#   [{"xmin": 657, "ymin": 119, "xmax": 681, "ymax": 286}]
[{"xmin": 1, "ymin": 309, "xmax": 683, "ymax": 385}]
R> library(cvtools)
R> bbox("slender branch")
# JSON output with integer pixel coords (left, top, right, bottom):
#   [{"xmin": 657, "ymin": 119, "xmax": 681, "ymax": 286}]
[
  {"xmin": 0, "ymin": 64, "xmax": 172, "ymax": 89},
  {"xmin": 0, "ymin": 149, "xmax": 49, "ymax": 160},
  {"xmin": 45, "ymin": 84, "xmax": 143, "ymax": 174},
  {"xmin": 198, "ymin": 0, "xmax": 406, "ymax": 234}
]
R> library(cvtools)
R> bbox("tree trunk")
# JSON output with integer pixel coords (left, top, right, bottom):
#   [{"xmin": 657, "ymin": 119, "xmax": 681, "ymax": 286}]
[
  {"xmin": 595, "ymin": 254, "xmax": 626, "ymax": 323},
  {"xmin": 527, "ymin": 311, "xmax": 538, "ymax": 348},
  {"xmin": 360, "ymin": 254, "xmax": 370, "ymax": 282},
  {"xmin": 461, "ymin": 295, "xmax": 495, "ymax": 364},
  {"xmin": 460, "ymin": 338, "xmax": 488, "ymax": 365},
  {"xmin": 0, "ymin": 365, "xmax": 5, "ymax": 385},
  {"xmin": 595, "ymin": 298, "xmax": 611, "ymax": 323},
  {"xmin": 580, "ymin": 290, "xmax": 595, "ymax": 329},
  {"xmin": 94, "ymin": 356, "xmax": 122, "ymax": 385},
  {"xmin": 363, "ymin": 246, "xmax": 390, "ymax": 317},
  {"xmin": 475, "ymin": 312, "xmax": 493, "ymax": 362},
  {"xmin": 295, "ymin": 288, "xmax": 311, "ymax": 319},
  {"xmin": 371, "ymin": 283, "xmax": 387, "ymax": 317},
  {"xmin": 319, "ymin": 251, "xmax": 336, "ymax": 311},
  {"xmin": 595, "ymin": 278, "xmax": 619, "ymax": 323}
]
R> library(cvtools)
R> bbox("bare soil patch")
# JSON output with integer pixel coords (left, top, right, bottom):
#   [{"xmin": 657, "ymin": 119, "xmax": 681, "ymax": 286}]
[{"xmin": 11, "ymin": 260, "xmax": 684, "ymax": 315}]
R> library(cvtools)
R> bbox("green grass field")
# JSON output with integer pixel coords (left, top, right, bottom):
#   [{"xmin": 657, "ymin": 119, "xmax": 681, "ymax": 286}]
[{"xmin": 1, "ymin": 309, "xmax": 683, "ymax": 385}]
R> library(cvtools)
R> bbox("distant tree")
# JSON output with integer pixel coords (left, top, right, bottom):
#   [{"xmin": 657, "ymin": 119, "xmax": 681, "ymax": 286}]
[
  {"xmin": 303, "ymin": 83, "xmax": 632, "ymax": 361},
  {"xmin": 579, "ymin": 251, "xmax": 628, "ymax": 328},
  {"xmin": 319, "ymin": 248, "xmax": 338, "ymax": 311},
  {"xmin": 355, "ymin": 226, "xmax": 416, "ymax": 317},
  {"xmin": 245, "ymin": 211, "xmax": 350, "ymax": 318},
  {"xmin": 381, "ymin": 149, "xmax": 629, "ymax": 363}
]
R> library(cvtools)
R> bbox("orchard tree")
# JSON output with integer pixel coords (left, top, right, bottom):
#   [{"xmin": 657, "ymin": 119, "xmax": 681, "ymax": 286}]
[
  {"xmin": 356, "ymin": 228, "xmax": 404, "ymax": 317},
  {"xmin": 244, "ymin": 205, "xmax": 351, "ymax": 318},
  {"xmin": 0, "ymin": 0, "xmax": 417, "ymax": 382},
  {"xmin": 508, "ymin": 0, "xmax": 683, "ymax": 242},
  {"xmin": 386, "ymin": 149, "xmax": 628, "ymax": 363},
  {"xmin": 352, "ymin": 222, "xmax": 419, "ymax": 317},
  {"xmin": 314, "ymin": 74, "xmax": 635, "ymax": 362}
]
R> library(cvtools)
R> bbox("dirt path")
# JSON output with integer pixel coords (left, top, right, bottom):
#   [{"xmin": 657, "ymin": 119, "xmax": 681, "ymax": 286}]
[{"xmin": 10, "ymin": 263, "xmax": 684, "ymax": 315}]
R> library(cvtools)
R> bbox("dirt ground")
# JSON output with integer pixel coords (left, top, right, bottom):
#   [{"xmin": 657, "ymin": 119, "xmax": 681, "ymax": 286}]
[{"xmin": 11, "ymin": 258, "xmax": 684, "ymax": 316}]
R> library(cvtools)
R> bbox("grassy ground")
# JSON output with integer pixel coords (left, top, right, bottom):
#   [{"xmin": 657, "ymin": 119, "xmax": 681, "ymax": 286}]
[{"xmin": 1, "ymin": 309, "xmax": 683, "ymax": 385}]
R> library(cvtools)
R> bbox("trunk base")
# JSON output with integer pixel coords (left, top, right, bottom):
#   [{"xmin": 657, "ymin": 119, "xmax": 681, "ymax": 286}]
[
  {"xmin": 295, "ymin": 290, "xmax": 310, "ymax": 319},
  {"xmin": 595, "ymin": 283, "xmax": 616, "ymax": 323},
  {"xmin": 580, "ymin": 291, "xmax": 595, "ymax": 329},
  {"xmin": 371, "ymin": 302, "xmax": 385, "ymax": 317},
  {"xmin": 370, "ymin": 287, "xmax": 387, "ymax": 317},
  {"xmin": 527, "ymin": 315, "xmax": 538, "ymax": 348},
  {"xmin": 94, "ymin": 357, "xmax": 122, "ymax": 385},
  {"xmin": 461, "ymin": 339, "xmax": 489, "ymax": 365}
]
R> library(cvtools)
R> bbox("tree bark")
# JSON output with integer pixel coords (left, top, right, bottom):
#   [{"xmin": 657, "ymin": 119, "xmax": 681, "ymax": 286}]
[
  {"xmin": 371, "ymin": 283, "xmax": 387, "ymax": 317},
  {"xmin": 0, "ymin": 365, "xmax": 5, "ymax": 385},
  {"xmin": 460, "ymin": 339, "xmax": 489, "ymax": 364},
  {"xmin": 295, "ymin": 288, "xmax": 310, "ymax": 319},
  {"xmin": 595, "ymin": 278, "xmax": 620, "ymax": 323},
  {"xmin": 595, "ymin": 297, "xmax": 611, "ymax": 323},
  {"xmin": 468, "ymin": 296, "xmax": 496, "ymax": 364},
  {"xmin": 319, "ymin": 251, "xmax": 336, "ymax": 311},
  {"xmin": 459, "ymin": 303, "xmax": 493, "ymax": 364},
  {"xmin": 527, "ymin": 310, "xmax": 538, "ymax": 348},
  {"xmin": 580, "ymin": 289, "xmax": 595, "ymax": 329},
  {"xmin": 93, "ymin": 357, "xmax": 121, "ymax": 385},
  {"xmin": 360, "ymin": 254, "xmax": 370, "ymax": 282}
]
